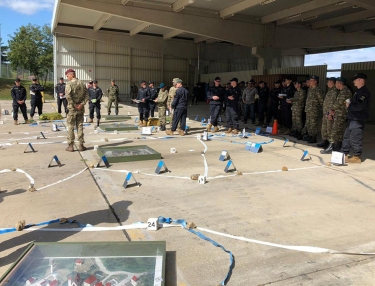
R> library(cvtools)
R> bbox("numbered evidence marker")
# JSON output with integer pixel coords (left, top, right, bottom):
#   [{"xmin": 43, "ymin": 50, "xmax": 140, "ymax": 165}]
[
  {"xmin": 123, "ymin": 172, "xmax": 139, "ymax": 189},
  {"xmin": 198, "ymin": 175, "xmax": 207, "ymax": 184},
  {"xmin": 48, "ymin": 155, "xmax": 62, "ymax": 167},
  {"xmin": 52, "ymin": 123, "xmax": 59, "ymax": 132},
  {"xmin": 224, "ymin": 159, "xmax": 237, "ymax": 173},
  {"xmin": 96, "ymin": 156, "xmax": 110, "ymax": 168},
  {"xmin": 242, "ymin": 128, "xmax": 248, "ymax": 138},
  {"xmin": 141, "ymin": 126, "xmax": 152, "ymax": 135},
  {"xmin": 266, "ymin": 126, "xmax": 273, "ymax": 133},
  {"xmin": 24, "ymin": 143, "xmax": 36, "ymax": 153},
  {"xmin": 331, "ymin": 151, "xmax": 345, "ymax": 165},
  {"xmin": 147, "ymin": 218, "xmax": 159, "ymax": 231},
  {"xmin": 219, "ymin": 150, "xmax": 230, "ymax": 161},
  {"xmin": 202, "ymin": 131, "xmax": 209, "ymax": 141},
  {"xmin": 155, "ymin": 160, "xmax": 169, "ymax": 174},
  {"xmin": 245, "ymin": 142, "xmax": 263, "ymax": 153},
  {"xmin": 300, "ymin": 150, "xmax": 311, "ymax": 161}
]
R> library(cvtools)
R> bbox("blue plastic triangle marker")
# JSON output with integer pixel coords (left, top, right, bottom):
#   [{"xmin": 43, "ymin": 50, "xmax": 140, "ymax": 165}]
[
  {"xmin": 283, "ymin": 138, "xmax": 289, "ymax": 147},
  {"xmin": 245, "ymin": 142, "xmax": 263, "ymax": 153},
  {"xmin": 255, "ymin": 127, "xmax": 261, "ymax": 135},
  {"xmin": 40, "ymin": 132, "xmax": 46, "ymax": 139},
  {"xmin": 134, "ymin": 117, "xmax": 139, "ymax": 123},
  {"xmin": 24, "ymin": 143, "xmax": 36, "ymax": 153},
  {"xmin": 155, "ymin": 160, "xmax": 169, "ymax": 174},
  {"xmin": 195, "ymin": 115, "xmax": 199, "ymax": 121},
  {"xmin": 224, "ymin": 160, "xmax": 236, "ymax": 173},
  {"xmin": 96, "ymin": 156, "xmax": 110, "ymax": 168},
  {"xmin": 123, "ymin": 172, "xmax": 139, "ymax": 188},
  {"xmin": 301, "ymin": 150, "xmax": 311, "ymax": 161},
  {"xmin": 49, "ymin": 155, "xmax": 62, "ymax": 167},
  {"xmin": 219, "ymin": 150, "xmax": 230, "ymax": 161}
]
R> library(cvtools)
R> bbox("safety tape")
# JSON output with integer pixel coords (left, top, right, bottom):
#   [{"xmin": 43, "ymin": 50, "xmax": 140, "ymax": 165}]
[
  {"xmin": 0, "ymin": 168, "xmax": 35, "ymax": 187},
  {"xmin": 198, "ymin": 137, "xmax": 209, "ymax": 177},
  {"xmin": 211, "ymin": 136, "xmax": 275, "ymax": 145},
  {"xmin": 38, "ymin": 168, "xmax": 88, "ymax": 191}
]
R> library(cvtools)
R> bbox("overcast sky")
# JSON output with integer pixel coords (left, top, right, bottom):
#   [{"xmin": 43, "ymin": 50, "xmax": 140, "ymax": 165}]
[{"xmin": 0, "ymin": 0, "xmax": 375, "ymax": 76}]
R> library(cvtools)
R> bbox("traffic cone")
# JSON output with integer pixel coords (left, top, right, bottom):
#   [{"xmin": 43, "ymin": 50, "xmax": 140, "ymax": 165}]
[{"xmin": 271, "ymin": 119, "xmax": 278, "ymax": 135}]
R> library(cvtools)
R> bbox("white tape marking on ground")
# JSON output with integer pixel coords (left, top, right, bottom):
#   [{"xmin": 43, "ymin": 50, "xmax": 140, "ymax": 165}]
[
  {"xmin": 198, "ymin": 137, "xmax": 209, "ymax": 177},
  {"xmin": 38, "ymin": 168, "xmax": 88, "ymax": 191},
  {"xmin": 0, "ymin": 168, "xmax": 35, "ymax": 187}
]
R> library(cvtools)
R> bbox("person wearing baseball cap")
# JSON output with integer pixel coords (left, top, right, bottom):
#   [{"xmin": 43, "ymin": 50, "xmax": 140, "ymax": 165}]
[
  {"xmin": 206, "ymin": 76, "xmax": 225, "ymax": 132},
  {"xmin": 225, "ymin": 78, "xmax": 241, "ymax": 134},
  {"xmin": 55, "ymin": 77, "xmax": 68, "ymax": 116},
  {"xmin": 134, "ymin": 80, "xmax": 151, "ymax": 127},
  {"xmin": 166, "ymin": 78, "xmax": 188, "ymax": 136},
  {"xmin": 88, "ymin": 80, "xmax": 103, "ymax": 127},
  {"xmin": 302, "ymin": 75, "xmax": 324, "ymax": 143},
  {"xmin": 317, "ymin": 77, "xmax": 338, "ymax": 150},
  {"xmin": 265, "ymin": 80, "xmax": 282, "ymax": 127},
  {"xmin": 11, "ymin": 78, "xmax": 29, "ymax": 125},
  {"xmin": 148, "ymin": 81, "xmax": 158, "ymax": 117},
  {"xmin": 29, "ymin": 77, "xmax": 45, "ymax": 120},
  {"xmin": 167, "ymin": 78, "xmax": 181, "ymax": 129},
  {"xmin": 340, "ymin": 73, "xmax": 371, "ymax": 163},
  {"xmin": 279, "ymin": 76, "xmax": 295, "ymax": 135},
  {"xmin": 64, "ymin": 68, "xmax": 89, "ymax": 152}
]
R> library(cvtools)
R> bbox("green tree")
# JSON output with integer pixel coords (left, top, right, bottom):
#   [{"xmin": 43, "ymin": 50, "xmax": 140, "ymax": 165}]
[
  {"xmin": 1, "ymin": 45, "xmax": 8, "ymax": 62},
  {"xmin": 7, "ymin": 24, "xmax": 53, "ymax": 83}
]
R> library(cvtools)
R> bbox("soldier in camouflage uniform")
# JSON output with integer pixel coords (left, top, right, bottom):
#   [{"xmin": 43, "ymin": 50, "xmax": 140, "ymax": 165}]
[
  {"xmin": 167, "ymin": 78, "xmax": 179, "ymax": 129},
  {"xmin": 156, "ymin": 83, "xmax": 168, "ymax": 131},
  {"xmin": 64, "ymin": 69, "xmax": 89, "ymax": 152},
  {"xmin": 302, "ymin": 75, "xmax": 324, "ymax": 144},
  {"xmin": 287, "ymin": 81, "xmax": 306, "ymax": 137},
  {"xmin": 321, "ymin": 77, "xmax": 352, "ymax": 154},
  {"xmin": 107, "ymin": 79, "xmax": 119, "ymax": 115},
  {"xmin": 317, "ymin": 77, "xmax": 338, "ymax": 149}
]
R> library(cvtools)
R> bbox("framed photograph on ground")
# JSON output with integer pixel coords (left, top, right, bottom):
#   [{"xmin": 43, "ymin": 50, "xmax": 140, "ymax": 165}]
[{"xmin": 0, "ymin": 241, "xmax": 166, "ymax": 286}]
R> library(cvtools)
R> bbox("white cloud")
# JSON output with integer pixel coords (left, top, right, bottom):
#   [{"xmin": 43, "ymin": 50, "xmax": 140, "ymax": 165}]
[{"xmin": 0, "ymin": 0, "xmax": 55, "ymax": 15}]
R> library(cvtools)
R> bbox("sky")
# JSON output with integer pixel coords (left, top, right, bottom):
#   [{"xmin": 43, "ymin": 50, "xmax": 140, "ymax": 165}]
[{"xmin": 0, "ymin": 0, "xmax": 374, "ymax": 75}]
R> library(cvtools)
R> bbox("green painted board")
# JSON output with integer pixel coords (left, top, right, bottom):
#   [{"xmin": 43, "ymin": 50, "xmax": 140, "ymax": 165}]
[
  {"xmin": 97, "ymin": 145, "xmax": 161, "ymax": 163},
  {"xmin": 100, "ymin": 123, "xmax": 138, "ymax": 131},
  {"xmin": 102, "ymin": 115, "xmax": 131, "ymax": 120}
]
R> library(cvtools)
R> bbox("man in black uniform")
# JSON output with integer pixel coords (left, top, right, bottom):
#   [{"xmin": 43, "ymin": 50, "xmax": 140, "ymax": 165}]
[
  {"xmin": 55, "ymin": 77, "xmax": 68, "ymax": 115},
  {"xmin": 191, "ymin": 83, "xmax": 200, "ymax": 106},
  {"xmin": 265, "ymin": 80, "xmax": 281, "ymax": 127},
  {"xmin": 257, "ymin": 81, "xmax": 270, "ymax": 127},
  {"xmin": 29, "ymin": 78, "xmax": 44, "ymax": 120},
  {"xmin": 166, "ymin": 78, "xmax": 188, "ymax": 136},
  {"xmin": 207, "ymin": 76, "xmax": 225, "ymax": 133},
  {"xmin": 11, "ymin": 78, "xmax": 29, "ymax": 125},
  {"xmin": 134, "ymin": 80, "xmax": 150, "ymax": 127},
  {"xmin": 148, "ymin": 81, "xmax": 158, "ymax": 117},
  {"xmin": 88, "ymin": 80, "xmax": 103, "ymax": 127},
  {"xmin": 225, "ymin": 78, "xmax": 241, "ymax": 134},
  {"xmin": 341, "ymin": 73, "xmax": 371, "ymax": 164},
  {"xmin": 279, "ymin": 76, "xmax": 295, "ymax": 134}
]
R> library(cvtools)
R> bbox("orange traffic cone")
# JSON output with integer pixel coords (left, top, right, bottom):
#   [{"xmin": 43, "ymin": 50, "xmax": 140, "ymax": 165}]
[{"xmin": 271, "ymin": 119, "xmax": 278, "ymax": 135}]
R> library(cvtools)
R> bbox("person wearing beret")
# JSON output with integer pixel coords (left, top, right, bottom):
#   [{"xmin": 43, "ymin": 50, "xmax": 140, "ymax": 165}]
[{"xmin": 88, "ymin": 80, "xmax": 103, "ymax": 127}]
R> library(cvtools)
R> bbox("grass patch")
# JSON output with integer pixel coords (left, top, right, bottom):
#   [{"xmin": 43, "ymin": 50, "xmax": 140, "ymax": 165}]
[{"xmin": 0, "ymin": 78, "xmax": 55, "ymax": 100}]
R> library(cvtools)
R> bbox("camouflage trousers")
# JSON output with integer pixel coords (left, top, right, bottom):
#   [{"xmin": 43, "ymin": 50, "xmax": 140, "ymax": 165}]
[
  {"xmin": 329, "ymin": 116, "xmax": 346, "ymax": 143},
  {"xmin": 321, "ymin": 115, "xmax": 334, "ymax": 141},
  {"xmin": 291, "ymin": 107, "xmax": 304, "ymax": 132},
  {"xmin": 158, "ymin": 106, "xmax": 166, "ymax": 125},
  {"xmin": 305, "ymin": 111, "xmax": 319, "ymax": 137},
  {"xmin": 107, "ymin": 96, "xmax": 118, "ymax": 115},
  {"xmin": 67, "ymin": 110, "xmax": 84, "ymax": 145}
]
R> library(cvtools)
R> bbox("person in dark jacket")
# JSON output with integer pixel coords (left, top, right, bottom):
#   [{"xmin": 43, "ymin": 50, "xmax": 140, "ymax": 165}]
[
  {"xmin": 265, "ymin": 80, "xmax": 282, "ymax": 127},
  {"xmin": 257, "ymin": 81, "xmax": 269, "ymax": 126},
  {"xmin": 225, "ymin": 78, "xmax": 241, "ymax": 134},
  {"xmin": 133, "ymin": 80, "xmax": 150, "ymax": 127},
  {"xmin": 88, "ymin": 80, "xmax": 103, "ymax": 127},
  {"xmin": 191, "ymin": 83, "xmax": 200, "ymax": 105},
  {"xmin": 206, "ymin": 77, "xmax": 225, "ymax": 132},
  {"xmin": 341, "ymin": 73, "xmax": 371, "ymax": 163},
  {"xmin": 29, "ymin": 78, "xmax": 44, "ymax": 120},
  {"xmin": 279, "ymin": 76, "xmax": 295, "ymax": 134},
  {"xmin": 11, "ymin": 78, "xmax": 29, "ymax": 125},
  {"xmin": 148, "ymin": 81, "xmax": 158, "ymax": 117},
  {"xmin": 55, "ymin": 77, "xmax": 68, "ymax": 115},
  {"xmin": 166, "ymin": 78, "xmax": 188, "ymax": 136}
]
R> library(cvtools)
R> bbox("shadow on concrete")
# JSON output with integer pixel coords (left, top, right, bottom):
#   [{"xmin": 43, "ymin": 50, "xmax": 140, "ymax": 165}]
[
  {"xmin": 165, "ymin": 251, "xmax": 177, "ymax": 286},
  {"xmin": 0, "ymin": 189, "xmax": 27, "ymax": 204},
  {"xmin": 0, "ymin": 200, "xmax": 132, "ymax": 268}
]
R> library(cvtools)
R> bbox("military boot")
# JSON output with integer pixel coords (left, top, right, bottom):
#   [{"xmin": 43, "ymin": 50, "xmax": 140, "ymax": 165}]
[
  {"xmin": 78, "ymin": 144, "xmax": 87, "ymax": 151},
  {"xmin": 206, "ymin": 123, "xmax": 212, "ymax": 132},
  {"xmin": 88, "ymin": 118, "xmax": 93, "ymax": 123},
  {"xmin": 320, "ymin": 143, "xmax": 333, "ymax": 154},
  {"xmin": 65, "ymin": 144, "xmax": 74, "ymax": 152},
  {"xmin": 225, "ymin": 128, "xmax": 233, "ymax": 134},
  {"xmin": 14, "ymin": 120, "xmax": 18, "ymax": 125},
  {"xmin": 308, "ymin": 136, "xmax": 317, "ymax": 144},
  {"xmin": 317, "ymin": 140, "xmax": 329, "ymax": 149},
  {"xmin": 140, "ymin": 120, "xmax": 147, "ymax": 127},
  {"xmin": 293, "ymin": 131, "xmax": 301, "ymax": 138},
  {"xmin": 166, "ymin": 130, "xmax": 174, "ymax": 135},
  {"xmin": 97, "ymin": 119, "xmax": 100, "ymax": 127},
  {"xmin": 213, "ymin": 126, "xmax": 219, "ymax": 133},
  {"xmin": 348, "ymin": 155, "xmax": 361, "ymax": 164},
  {"xmin": 345, "ymin": 155, "xmax": 349, "ymax": 163},
  {"xmin": 178, "ymin": 130, "xmax": 185, "ymax": 136},
  {"xmin": 334, "ymin": 141, "xmax": 342, "ymax": 152},
  {"xmin": 160, "ymin": 125, "xmax": 166, "ymax": 131}
]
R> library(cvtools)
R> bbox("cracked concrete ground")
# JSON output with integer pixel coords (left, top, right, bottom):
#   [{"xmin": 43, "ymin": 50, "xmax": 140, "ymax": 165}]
[{"xmin": 1, "ymin": 98, "xmax": 375, "ymax": 286}]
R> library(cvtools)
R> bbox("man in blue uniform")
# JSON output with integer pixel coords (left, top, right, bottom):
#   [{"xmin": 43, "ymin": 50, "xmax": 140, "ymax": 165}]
[
  {"xmin": 134, "ymin": 80, "xmax": 150, "ymax": 127},
  {"xmin": 88, "ymin": 80, "xmax": 103, "ymax": 127},
  {"xmin": 166, "ymin": 78, "xmax": 188, "ymax": 136},
  {"xmin": 207, "ymin": 77, "xmax": 225, "ymax": 132},
  {"xmin": 11, "ymin": 78, "xmax": 29, "ymax": 125},
  {"xmin": 225, "ymin": 78, "xmax": 241, "ymax": 134},
  {"xmin": 55, "ymin": 77, "xmax": 68, "ymax": 116},
  {"xmin": 148, "ymin": 81, "xmax": 158, "ymax": 117},
  {"xmin": 341, "ymin": 73, "xmax": 371, "ymax": 163},
  {"xmin": 29, "ymin": 78, "xmax": 44, "ymax": 120}
]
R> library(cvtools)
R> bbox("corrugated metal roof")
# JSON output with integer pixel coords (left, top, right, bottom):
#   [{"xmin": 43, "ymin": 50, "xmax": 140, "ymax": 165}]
[{"xmin": 342, "ymin": 61, "xmax": 375, "ymax": 71}]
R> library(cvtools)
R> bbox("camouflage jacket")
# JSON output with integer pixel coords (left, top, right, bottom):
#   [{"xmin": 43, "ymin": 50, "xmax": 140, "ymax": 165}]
[
  {"xmin": 323, "ymin": 87, "xmax": 338, "ymax": 114},
  {"xmin": 66, "ymin": 78, "xmax": 89, "ymax": 112},
  {"xmin": 289, "ymin": 89, "xmax": 306, "ymax": 110},
  {"xmin": 305, "ymin": 86, "xmax": 324, "ymax": 113},
  {"xmin": 167, "ymin": 86, "xmax": 177, "ymax": 107},
  {"xmin": 107, "ymin": 84, "xmax": 119, "ymax": 97},
  {"xmin": 157, "ymin": 90, "xmax": 168, "ymax": 107},
  {"xmin": 331, "ymin": 86, "xmax": 352, "ymax": 118}
]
